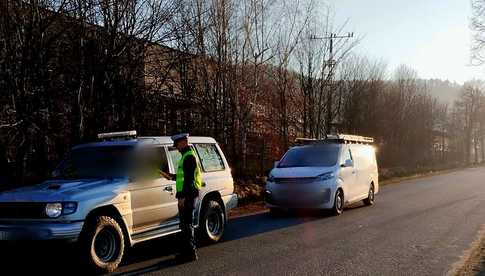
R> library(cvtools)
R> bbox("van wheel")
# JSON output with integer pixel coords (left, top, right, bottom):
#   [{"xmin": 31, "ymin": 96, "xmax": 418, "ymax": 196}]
[
  {"xmin": 80, "ymin": 216, "xmax": 125, "ymax": 274},
  {"xmin": 199, "ymin": 200, "xmax": 225, "ymax": 243},
  {"xmin": 332, "ymin": 189, "xmax": 344, "ymax": 216},
  {"xmin": 364, "ymin": 184, "xmax": 375, "ymax": 206}
]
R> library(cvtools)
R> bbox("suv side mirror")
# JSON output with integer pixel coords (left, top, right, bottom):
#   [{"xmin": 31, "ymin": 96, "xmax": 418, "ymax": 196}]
[
  {"xmin": 274, "ymin": 161, "xmax": 280, "ymax": 168},
  {"xmin": 341, "ymin": 159, "xmax": 353, "ymax": 168}
]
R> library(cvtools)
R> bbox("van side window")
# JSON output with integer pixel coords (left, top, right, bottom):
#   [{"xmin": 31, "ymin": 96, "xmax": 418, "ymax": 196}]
[
  {"xmin": 342, "ymin": 148, "xmax": 353, "ymax": 165},
  {"xmin": 194, "ymin": 144, "xmax": 225, "ymax": 172}
]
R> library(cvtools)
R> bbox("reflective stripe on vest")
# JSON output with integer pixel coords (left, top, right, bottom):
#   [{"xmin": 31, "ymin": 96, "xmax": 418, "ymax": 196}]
[{"xmin": 175, "ymin": 149, "xmax": 202, "ymax": 193}]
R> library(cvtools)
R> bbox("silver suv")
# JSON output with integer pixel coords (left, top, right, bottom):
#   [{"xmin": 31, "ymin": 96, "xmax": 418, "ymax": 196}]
[{"xmin": 0, "ymin": 131, "xmax": 238, "ymax": 273}]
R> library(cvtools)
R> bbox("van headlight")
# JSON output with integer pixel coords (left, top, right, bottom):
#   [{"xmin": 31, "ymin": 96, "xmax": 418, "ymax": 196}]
[
  {"xmin": 318, "ymin": 172, "xmax": 335, "ymax": 181},
  {"xmin": 45, "ymin": 202, "xmax": 78, "ymax": 218}
]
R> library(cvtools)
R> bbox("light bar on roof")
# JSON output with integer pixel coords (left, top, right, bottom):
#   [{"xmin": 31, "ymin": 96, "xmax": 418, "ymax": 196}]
[{"xmin": 97, "ymin": 130, "xmax": 137, "ymax": 140}]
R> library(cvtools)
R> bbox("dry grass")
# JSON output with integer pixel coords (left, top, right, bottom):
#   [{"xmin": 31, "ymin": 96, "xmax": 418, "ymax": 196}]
[{"xmin": 448, "ymin": 226, "xmax": 485, "ymax": 276}]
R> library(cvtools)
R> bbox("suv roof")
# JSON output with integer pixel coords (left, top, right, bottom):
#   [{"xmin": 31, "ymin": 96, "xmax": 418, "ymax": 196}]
[
  {"xmin": 138, "ymin": 136, "xmax": 217, "ymax": 145},
  {"xmin": 72, "ymin": 136, "xmax": 217, "ymax": 150}
]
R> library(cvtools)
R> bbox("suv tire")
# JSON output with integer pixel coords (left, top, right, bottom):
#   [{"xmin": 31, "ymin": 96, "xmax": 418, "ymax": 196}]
[
  {"xmin": 80, "ymin": 216, "xmax": 125, "ymax": 274},
  {"xmin": 199, "ymin": 200, "xmax": 225, "ymax": 243}
]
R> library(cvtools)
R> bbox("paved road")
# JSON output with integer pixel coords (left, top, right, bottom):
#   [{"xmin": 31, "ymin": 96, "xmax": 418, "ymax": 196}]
[{"xmin": 2, "ymin": 167, "xmax": 485, "ymax": 275}]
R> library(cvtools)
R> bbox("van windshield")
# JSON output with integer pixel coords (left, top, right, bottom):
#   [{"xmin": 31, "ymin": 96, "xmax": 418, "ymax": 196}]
[{"xmin": 278, "ymin": 145, "xmax": 339, "ymax": 168}]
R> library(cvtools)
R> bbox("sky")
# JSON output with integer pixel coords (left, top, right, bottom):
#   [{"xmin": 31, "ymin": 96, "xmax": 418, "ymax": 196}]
[{"xmin": 329, "ymin": 0, "xmax": 483, "ymax": 84}]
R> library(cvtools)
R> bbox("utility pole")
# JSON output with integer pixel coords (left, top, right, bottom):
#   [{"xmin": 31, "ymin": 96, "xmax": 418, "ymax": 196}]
[
  {"xmin": 310, "ymin": 32, "xmax": 354, "ymax": 136},
  {"xmin": 310, "ymin": 32, "xmax": 354, "ymax": 79}
]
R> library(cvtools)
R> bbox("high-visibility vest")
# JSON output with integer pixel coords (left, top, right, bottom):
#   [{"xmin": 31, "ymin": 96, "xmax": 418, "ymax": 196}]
[{"xmin": 176, "ymin": 149, "xmax": 202, "ymax": 193}]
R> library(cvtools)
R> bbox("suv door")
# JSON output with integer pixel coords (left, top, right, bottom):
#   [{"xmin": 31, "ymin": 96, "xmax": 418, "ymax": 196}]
[{"xmin": 129, "ymin": 146, "xmax": 178, "ymax": 232}]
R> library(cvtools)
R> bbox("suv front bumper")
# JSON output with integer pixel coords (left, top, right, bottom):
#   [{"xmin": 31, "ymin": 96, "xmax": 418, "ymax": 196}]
[{"xmin": 0, "ymin": 221, "xmax": 84, "ymax": 242}]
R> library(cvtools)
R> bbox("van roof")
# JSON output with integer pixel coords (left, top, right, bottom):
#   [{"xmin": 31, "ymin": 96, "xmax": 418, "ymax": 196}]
[
  {"xmin": 295, "ymin": 134, "xmax": 374, "ymax": 145},
  {"xmin": 72, "ymin": 136, "xmax": 217, "ymax": 150}
]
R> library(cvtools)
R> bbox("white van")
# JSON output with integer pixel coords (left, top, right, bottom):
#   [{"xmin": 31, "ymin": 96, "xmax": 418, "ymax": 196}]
[{"xmin": 265, "ymin": 134, "xmax": 378, "ymax": 215}]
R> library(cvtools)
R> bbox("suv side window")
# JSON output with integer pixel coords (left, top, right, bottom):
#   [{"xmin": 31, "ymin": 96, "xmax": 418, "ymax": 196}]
[
  {"xmin": 168, "ymin": 147, "xmax": 182, "ymax": 173},
  {"xmin": 135, "ymin": 146, "xmax": 169, "ymax": 179},
  {"xmin": 194, "ymin": 144, "xmax": 225, "ymax": 172}
]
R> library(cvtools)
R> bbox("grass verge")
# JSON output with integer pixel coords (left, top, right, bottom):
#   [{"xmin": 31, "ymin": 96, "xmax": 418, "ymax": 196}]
[{"xmin": 448, "ymin": 226, "xmax": 485, "ymax": 276}]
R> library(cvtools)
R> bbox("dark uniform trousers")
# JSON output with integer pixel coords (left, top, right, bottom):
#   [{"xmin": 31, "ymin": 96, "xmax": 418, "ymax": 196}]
[{"xmin": 178, "ymin": 197, "xmax": 197, "ymax": 255}]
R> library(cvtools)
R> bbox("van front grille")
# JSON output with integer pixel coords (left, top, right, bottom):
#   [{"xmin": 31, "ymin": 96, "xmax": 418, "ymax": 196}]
[{"xmin": 274, "ymin": 177, "xmax": 317, "ymax": 185}]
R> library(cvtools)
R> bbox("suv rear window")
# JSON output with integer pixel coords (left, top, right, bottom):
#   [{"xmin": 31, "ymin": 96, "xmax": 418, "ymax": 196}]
[{"xmin": 194, "ymin": 144, "xmax": 225, "ymax": 172}]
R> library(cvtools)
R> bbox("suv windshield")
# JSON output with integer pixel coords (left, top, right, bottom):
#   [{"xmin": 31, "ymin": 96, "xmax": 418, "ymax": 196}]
[
  {"xmin": 53, "ymin": 146, "xmax": 134, "ymax": 179},
  {"xmin": 278, "ymin": 145, "xmax": 339, "ymax": 168}
]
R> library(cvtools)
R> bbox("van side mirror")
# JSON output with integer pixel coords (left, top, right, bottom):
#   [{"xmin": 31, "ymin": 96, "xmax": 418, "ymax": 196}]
[
  {"xmin": 341, "ymin": 159, "xmax": 353, "ymax": 168},
  {"xmin": 274, "ymin": 161, "xmax": 280, "ymax": 168}
]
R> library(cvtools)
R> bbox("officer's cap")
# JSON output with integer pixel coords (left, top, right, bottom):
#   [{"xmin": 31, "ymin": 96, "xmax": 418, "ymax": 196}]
[{"xmin": 171, "ymin": 133, "xmax": 189, "ymax": 145}]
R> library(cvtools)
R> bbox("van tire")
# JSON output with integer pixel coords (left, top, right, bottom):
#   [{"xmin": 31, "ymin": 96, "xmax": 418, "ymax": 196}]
[
  {"xmin": 199, "ymin": 200, "xmax": 225, "ymax": 243},
  {"xmin": 363, "ymin": 184, "xmax": 375, "ymax": 206},
  {"xmin": 79, "ymin": 216, "xmax": 125, "ymax": 274},
  {"xmin": 332, "ymin": 189, "xmax": 344, "ymax": 216}
]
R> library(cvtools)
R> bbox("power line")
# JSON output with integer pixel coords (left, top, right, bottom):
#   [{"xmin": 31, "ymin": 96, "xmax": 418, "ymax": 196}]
[{"xmin": 310, "ymin": 32, "xmax": 354, "ymax": 78}]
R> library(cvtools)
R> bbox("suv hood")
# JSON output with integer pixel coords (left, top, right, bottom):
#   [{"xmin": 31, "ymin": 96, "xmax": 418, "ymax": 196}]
[
  {"xmin": 0, "ymin": 178, "xmax": 128, "ymax": 202},
  {"xmin": 270, "ymin": 166, "xmax": 336, "ymax": 178}
]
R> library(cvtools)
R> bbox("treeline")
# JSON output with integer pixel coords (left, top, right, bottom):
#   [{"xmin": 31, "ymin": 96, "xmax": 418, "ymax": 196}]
[{"xmin": 0, "ymin": 0, "xmax": 483, "ymax": 188}]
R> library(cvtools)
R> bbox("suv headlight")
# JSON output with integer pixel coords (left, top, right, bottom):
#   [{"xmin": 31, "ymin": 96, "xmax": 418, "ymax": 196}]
[
  {"xmin": 318, "ymin": 172, "xmax": 335, "ymax": 181},
  {"xmin": 45, "ymin": 203, "xmax": 62, "ymax": 218},
  {"xmin": 45, "ymin": 202, "xmax": 78, "ymax": 218}
]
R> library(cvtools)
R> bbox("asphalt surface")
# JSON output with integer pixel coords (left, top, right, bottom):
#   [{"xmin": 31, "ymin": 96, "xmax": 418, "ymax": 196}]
[{"xmin": 2, "ymin": 167, "xmax": 485, "ymax": 275}]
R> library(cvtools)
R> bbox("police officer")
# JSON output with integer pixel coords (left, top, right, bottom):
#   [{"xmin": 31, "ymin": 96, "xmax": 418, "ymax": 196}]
[{"xmin": 171, "ymin": 133, "xmax": 202, "ymax": 262}]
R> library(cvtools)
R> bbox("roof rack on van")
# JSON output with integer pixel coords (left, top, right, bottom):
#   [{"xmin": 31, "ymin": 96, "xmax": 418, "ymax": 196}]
[
  {"xmin": 295, "ymin": 134, "xmax": 374, "ymax": 145},
  {"xmin": 98, "ymin": 130, "xmax": 137, "ymax": 141}
]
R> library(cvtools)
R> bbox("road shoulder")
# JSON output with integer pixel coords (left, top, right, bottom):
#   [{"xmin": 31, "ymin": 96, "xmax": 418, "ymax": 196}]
[{"xmin": 448, "ymin": 225, "xmax": 485, "ymax": 276}]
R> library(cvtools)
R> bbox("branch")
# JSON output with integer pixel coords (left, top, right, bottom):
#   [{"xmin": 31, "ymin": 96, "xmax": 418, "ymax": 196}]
[{"xmin": 0, "ymin": 120, "xmax": 23, "ymax": 129}]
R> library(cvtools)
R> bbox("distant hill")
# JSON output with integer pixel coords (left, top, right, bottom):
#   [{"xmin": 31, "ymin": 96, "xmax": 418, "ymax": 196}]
[{"xmin": 420, "ymin": 79, "xmax": 463, "ymax": 105}]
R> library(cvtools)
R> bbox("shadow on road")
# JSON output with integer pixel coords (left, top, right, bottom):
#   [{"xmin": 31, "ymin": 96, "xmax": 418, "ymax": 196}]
[
  {"xmin": 222, "ymin": 210, "xmax": 323, "ymax": 242},
  {"xmin": 115, "ymin": 210, "xmax": 333, "ymax": 275},
  {"xmin": 0, "ymin": 207, "xmax": 359, "ymax": 275}
]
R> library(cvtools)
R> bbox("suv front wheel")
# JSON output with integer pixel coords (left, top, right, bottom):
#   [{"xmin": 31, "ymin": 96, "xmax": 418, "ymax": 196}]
[
  {"xmin": 80, "ymin": 216, "xmax": 125, "ymax": 273},
  {"xmin": 198, "ymin": 200, "xmax": 225, "ymax": 243}
]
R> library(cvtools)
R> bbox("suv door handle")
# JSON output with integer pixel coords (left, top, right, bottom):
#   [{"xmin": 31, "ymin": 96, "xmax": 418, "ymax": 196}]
[{"xmin": 164, "ymin": 186, "xmax": 173, "ymax": 192}]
